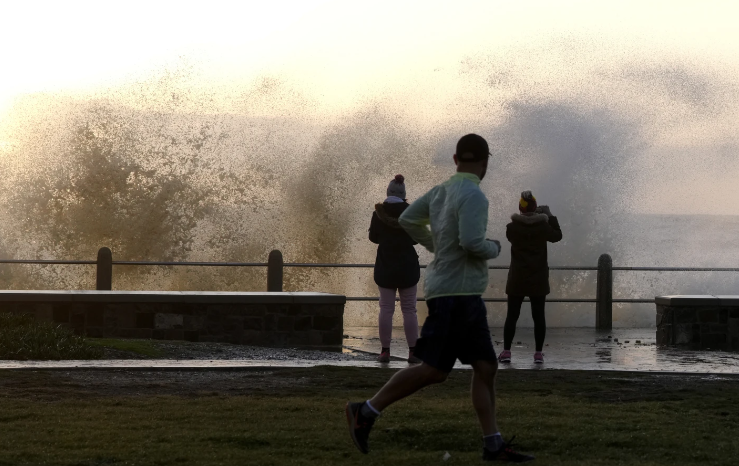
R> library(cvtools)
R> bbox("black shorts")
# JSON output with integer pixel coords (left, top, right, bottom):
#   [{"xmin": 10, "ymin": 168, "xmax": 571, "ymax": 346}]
[{"xmin": 414, "ymin": 295, "xmax": 497, "ymax": 373}]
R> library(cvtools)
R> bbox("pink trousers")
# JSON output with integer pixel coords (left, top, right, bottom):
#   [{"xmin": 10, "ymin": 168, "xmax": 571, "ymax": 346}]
[{"xmin": 378, "ymin": 286, "xmax": 419, "ymax": 348}]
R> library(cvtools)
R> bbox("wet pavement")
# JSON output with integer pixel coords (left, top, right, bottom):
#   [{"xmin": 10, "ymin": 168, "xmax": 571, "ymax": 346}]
[
  {"xmin": 344, "ymin": 327, "xmax": 739, "ymax": 373},
  {"xmin": 0, "ymin": 358, "xmax": 406, "ymax": 370},
  {"xmin": 1, "ymin": 327, "xmax": 738, "ymax": 373}
]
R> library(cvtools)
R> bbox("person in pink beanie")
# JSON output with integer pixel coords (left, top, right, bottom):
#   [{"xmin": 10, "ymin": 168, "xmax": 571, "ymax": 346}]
[{"xmin": 368, "ymin": 175, "xmax": 421, "ymax": 364}]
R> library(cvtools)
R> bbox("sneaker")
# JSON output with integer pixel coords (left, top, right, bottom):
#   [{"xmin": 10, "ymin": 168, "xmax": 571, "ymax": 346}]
[
  {"xmin": 345, "ymin": 401, "xmax": 375, "ymax": 454},
  {"xmin": 407, "ymin": 349, "xmax": 421, "ymax": 364},
  {"xmin": 483, "ymin": 436, "xmax": 535, "ymax": 462},
  {"xmin": 498, "ymin": 350, "xmax": 511, "ymax": 363},
  {"xmin": 534, "ymin": 352, "xmax": 544, "ymax": 364},
  {"xmin": 377, "ymin": 350, "xmax": 390, "ymax": 363}
]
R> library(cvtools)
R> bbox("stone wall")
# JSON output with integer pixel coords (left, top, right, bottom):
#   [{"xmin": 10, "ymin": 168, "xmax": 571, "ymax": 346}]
[
  {"xmin": 656, "ymin": 295, "xmax": 739, "ymax": 351},
  {"xmin": 0, "ymin": 291, "xmax": 345, "ymax": 348}
]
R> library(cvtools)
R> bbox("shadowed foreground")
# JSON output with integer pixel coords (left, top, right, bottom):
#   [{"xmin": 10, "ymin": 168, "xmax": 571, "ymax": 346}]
[{"xmin": 0, "ymin": 367, "xmax": 737, "ymax": 465}]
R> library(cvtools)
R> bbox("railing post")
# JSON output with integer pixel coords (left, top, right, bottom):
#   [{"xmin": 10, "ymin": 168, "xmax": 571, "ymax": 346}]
[
  {"xmin": 96, "ymin": 247, "xmax": 113, "ymax": 290},
  {"xmin": 596, "ymin": 253, "xmax": 612, "ymax": 329},
  {"xmin": 267, "ymin": 250, "xmax": 283, "ymax": 292}
]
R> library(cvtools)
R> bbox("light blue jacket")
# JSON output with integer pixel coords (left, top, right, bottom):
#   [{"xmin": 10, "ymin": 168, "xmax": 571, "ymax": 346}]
[{"xmin": 399, "ymin": 172, "xmax": 500, "ymax": 300}]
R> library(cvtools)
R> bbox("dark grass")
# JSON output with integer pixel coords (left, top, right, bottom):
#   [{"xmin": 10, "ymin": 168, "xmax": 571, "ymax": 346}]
[
  {"xmin": 0, "ymin": 313, "xmax": 102, "ymax": 360},
  {"xmin": 0, "ymin": 367, "xmax": 738, "ymax": 465}
]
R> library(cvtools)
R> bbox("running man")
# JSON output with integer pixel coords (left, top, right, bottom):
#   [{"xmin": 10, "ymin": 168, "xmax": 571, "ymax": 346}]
[{"xmin": 346, "ymin": 134, "xmax": 535, "ymax": 462}]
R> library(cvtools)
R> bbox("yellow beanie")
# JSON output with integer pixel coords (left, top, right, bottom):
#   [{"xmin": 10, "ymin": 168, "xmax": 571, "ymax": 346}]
[{"xmin": 519, "ymin": 191, "xmax": 537, "ymax": 212}]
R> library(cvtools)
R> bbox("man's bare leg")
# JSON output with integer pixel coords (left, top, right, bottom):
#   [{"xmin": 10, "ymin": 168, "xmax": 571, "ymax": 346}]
[
  {"xmin": 470, "ymin": 359, "xmax": 499, "ymax": 436},
  {"xmin": 472, "ymin": 359, "xmax": 535, "ymax": 461},
  {"xmin": 345, "ymin": 362, "xmax": 448, "ymax": 454},
  {"xmin": 369, "ymin": 362, "xmax": 448, "ymax": 411}
]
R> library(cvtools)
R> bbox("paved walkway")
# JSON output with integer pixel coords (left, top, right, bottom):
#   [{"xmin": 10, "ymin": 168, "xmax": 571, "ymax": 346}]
[
  {"xmin": 1, "ymin": 327, "xmax": 738, "ymax": 373},
  {"xmin": 345, "ymin": 327, "xmax": 739, "ymax": 373},
  {"xmin": 0, "ymin": 359, "xmax": 408, "ymax": 370}
]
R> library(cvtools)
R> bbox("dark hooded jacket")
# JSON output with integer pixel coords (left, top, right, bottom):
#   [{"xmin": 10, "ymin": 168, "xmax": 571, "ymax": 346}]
[
  {"xmin": 369, "ymin": 202, "xmax": 420, "ymax": 289},
  {"xmin": 505, "ymin": 213, "xmax": 563, "ymax": 296}
]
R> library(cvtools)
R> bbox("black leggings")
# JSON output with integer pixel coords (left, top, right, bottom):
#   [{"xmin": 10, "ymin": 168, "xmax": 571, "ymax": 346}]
[{"xmin": 504, "ymin": 295, "xmax": 546, "ymax": 352}]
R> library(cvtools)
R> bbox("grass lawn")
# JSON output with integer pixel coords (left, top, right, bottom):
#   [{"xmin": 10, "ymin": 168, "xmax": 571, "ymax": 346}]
[{"xmin": 0, "ymin": 367, "xmax": 738, "ymax": 465}]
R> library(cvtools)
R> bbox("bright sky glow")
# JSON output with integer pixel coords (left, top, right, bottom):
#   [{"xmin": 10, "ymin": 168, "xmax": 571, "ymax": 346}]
[
  {"xmin": 1, "ymin": 0, "xmax": 738, "ymax": 214},
  {"xmin": 2, "ymin": 0, "xmax": 738, "ymax": 112}
]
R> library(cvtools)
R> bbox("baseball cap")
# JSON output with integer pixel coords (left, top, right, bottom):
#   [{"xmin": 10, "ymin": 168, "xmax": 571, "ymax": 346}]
[{"xmin": 456, "ymin": 134, "xmax": 491, "ymax": 162}]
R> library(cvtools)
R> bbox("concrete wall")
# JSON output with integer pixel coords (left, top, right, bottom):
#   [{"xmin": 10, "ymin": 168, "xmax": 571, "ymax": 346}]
[
  {"xmin": 0, "ymin": 291, "xmax": 345, "ymax": 348},
  {"xmin": 656, "ymin": 295, "xmax": 739, "ymax": 351}
]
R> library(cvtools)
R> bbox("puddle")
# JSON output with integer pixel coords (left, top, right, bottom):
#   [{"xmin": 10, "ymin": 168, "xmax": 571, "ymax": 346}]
[{"xmin": 345, "ymin": 327, "xmax": 739, "ymax": 373}]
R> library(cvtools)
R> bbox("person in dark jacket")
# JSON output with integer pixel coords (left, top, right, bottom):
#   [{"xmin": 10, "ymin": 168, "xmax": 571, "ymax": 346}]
[
  {"xmin": 369, "ymin": 174, "xmax": 421, "ymax": 364},
  {"xmin": 498, "ymin": 191, "xmax": 562, "ymax": 364}
]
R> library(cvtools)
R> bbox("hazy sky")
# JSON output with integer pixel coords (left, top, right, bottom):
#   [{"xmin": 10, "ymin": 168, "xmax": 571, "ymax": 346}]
[
  {"xmin": 2, "ymin": 0, "xmax": 738, "ymax": 111},
  {"xmin": 1, "ymin": 0, "xmax": 738, "ymax": 214}
]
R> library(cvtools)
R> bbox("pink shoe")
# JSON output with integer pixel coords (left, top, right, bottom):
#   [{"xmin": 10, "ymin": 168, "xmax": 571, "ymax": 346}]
[
  {"xmin": 498, "ymin": 350, "xmax": 511, "ymax": 363},
  {"xmin": 377, "ymin": 350, "xmax": 390, "ymax": 363},
  {"xmin": 534, "ymin": 352, "xmax": 544, "ymax": 364}
]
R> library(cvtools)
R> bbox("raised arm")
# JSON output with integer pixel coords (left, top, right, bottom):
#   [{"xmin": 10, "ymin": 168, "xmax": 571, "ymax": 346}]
[
  {"xmin": 537, "ymin": 205, "xmax": 562, "ymax": 243},
  {"xmin": 398, "ymin": 192, "xmax": 434, "ymax": 252},
  {"xmin": 546, "ymin": 216, "xmax": 563, "ymax": 243},
  {"xmin": 458, "ymin": 191, "xmax": 500, "ymax": 260}
]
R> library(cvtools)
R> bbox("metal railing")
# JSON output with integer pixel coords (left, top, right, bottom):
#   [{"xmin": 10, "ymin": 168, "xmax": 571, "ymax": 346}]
[{"xmin": 3, "ymin": 248, "xmax": 739, "ymax": 330}]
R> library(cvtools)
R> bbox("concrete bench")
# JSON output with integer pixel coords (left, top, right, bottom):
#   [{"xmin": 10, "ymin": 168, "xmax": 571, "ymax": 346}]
[
  {"xmin": 656, "ymin": 295, "xmax": 739, "ymax": 350},
  {"xmin": 0, "ymin": 291, "xmax": 345, "ymax": 348}
]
